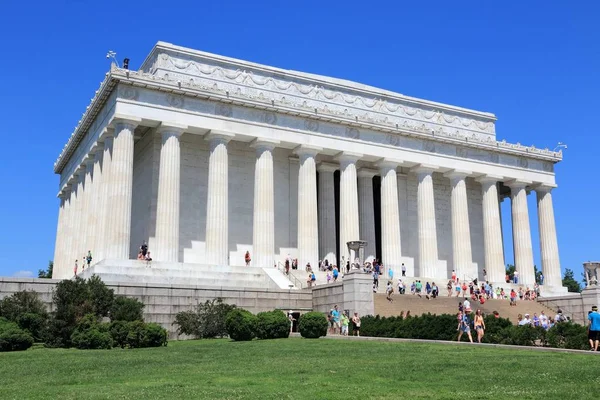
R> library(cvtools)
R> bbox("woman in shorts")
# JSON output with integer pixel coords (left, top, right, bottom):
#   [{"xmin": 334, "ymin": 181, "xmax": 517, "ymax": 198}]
[{"xmin": 474, "ymin": 309, "xmax": 486, "ymax": 343}]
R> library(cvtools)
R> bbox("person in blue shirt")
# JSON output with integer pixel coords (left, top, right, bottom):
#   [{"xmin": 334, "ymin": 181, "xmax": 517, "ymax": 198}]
[
  {"xmin": 588, "ymin": 306, "xmax": 600, "ymax": 351},
  {"xmin": 331, "ymin": 305, "xmax": 341, "ymax": 335}
]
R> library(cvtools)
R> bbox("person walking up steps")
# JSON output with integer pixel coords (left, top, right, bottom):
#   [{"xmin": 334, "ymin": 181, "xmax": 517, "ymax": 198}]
[{"xmin": 386, "ymin": 281, "xmax": 394, "ymax": 302}]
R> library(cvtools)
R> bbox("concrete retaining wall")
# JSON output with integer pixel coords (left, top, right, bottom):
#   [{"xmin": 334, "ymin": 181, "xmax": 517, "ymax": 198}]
[{"xmin": 0, "ymin": 278, "xmax": 312, "ymax": 338}]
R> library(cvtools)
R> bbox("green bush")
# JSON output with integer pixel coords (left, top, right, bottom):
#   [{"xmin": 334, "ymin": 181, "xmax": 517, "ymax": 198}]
[
  {"xmin": 110, "ymin": 296, "xmax": 144, "ymax": 322},
  {"xmin": 48, "ymin": 276, "xmax": 115, "ymax": 348},
  {"xmin": 546, "ymin": 322, "xmax": 588, "ymax": 350},
  {"xmin": 0, "ymin": 320, "xmax": 34, "ymax": 352},
  {"xmin": 126, "ymin": 321, "xmax": 168, "ymax": 348},
  {"xmin": 0, "ymin": 291, "xmax": 48, "ymax": 341},
  {"xmin": 71, "ymin": 329, "xmax": 113, "ymax": 350},
  {"xmin": 109, "ymin": 321, "xmax": 130, "ymax": 349},
  {"xmin": 256, "ymin": 310, "xmax": 290, "ymax": 340},
  {"xmin": 298, "ymin": 312, "xmax": 328, "ymax": 339},
  {"xmin": 174, "ymin": 298, "xmax": 235, "ymax": 339},
  {"xmin": 70, "ymin": 314, "xmax": 112, "ymax": 350},
  {"xmin": 225, "ymin": 309, "xmax": 257, "ymax": 341}
]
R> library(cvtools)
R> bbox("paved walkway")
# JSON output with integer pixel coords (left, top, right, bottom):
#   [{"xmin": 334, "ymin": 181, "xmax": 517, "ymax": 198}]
[{"xmin": 290, "ymin": 332, "xmax": 600, "ymax": 355}]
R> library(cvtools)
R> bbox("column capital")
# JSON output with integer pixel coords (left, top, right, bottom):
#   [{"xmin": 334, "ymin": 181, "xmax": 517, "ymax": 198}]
[
  {"xmin": 411, "ymin": 164, "xmax": 439, "ymax": 175},
  {"xmin": 157, "ymin": 122, "xmax": 187, "ymax": 137},
  {"xmin": 110, "ymin": 114, "xmax": 142, "ymax": 130},
  {"xmin": 317, "ymin": 162, "xmax": 338, "ymax": 172},
  {"xmin": 475, "ymin": 174, "xmax": 503, "ymax": 185},
  {"xmin": 335, "ymin": 151, "xmax": 362, "ymax": 168},
  {"xmin": 98, "ymin": 127, "xmax": 115, "ymax": 142},
  {"xmin": 251, "ymin": 138, "xmax": 279, "ymax": 153},
  {"xmin": 357, "ymin": 168, "xmax": 378, "ymax": 178},
  {"xmin": 293, "ymin": 144, "xmax": 322, "ymax": 159},
  {"xmin": 534, "ymin": 183, "xmax": 557, "ymax": 193},
  {"xmin": 505, "ymin": 179, "xmax": 532, "ymax": 190},
  {"xmin": 205, "ymin": 132, "xmax": 234, "ymax": 145},
  {"xmin": 444, "ymin": 169, "xmax": 472, "ymax": 181},
  {"xmin": 376, "ymin": 158, "xmax": 402, "ymax": 173}
]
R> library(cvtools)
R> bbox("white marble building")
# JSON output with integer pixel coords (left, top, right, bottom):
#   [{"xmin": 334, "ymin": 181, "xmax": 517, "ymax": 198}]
[{"xmin": 52, "ymin": 42, "xmax": 565, "ymax": 293}]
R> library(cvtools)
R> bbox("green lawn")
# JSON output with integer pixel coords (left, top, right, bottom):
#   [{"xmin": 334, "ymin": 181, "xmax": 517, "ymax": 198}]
[{"xmin": 2, "ymin": 338, "xmax": 599, "ymax": 399}]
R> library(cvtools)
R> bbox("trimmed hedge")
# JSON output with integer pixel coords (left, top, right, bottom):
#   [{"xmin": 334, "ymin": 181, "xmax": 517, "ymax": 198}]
[
  {"xmin": 126, "ymin": 321, "xmax": 168, "ymax": 348},
  {"xmin": 0, "ymin": 319, "xmax": 34, "ymax": 352},
  {"xmin": 0, "ymin": 291, "xmax": 48, "ymax": 342},
  {"xmin": 225, "ymin": 309, "xmax": 257, "ymax": 341},
  {"xmin": 298, "ymin": 312, "xmax": 328, "ymax": 339},
  {"xmin": 256, "ymin": 310, "xmax": 290, "ymax": 340},
  {"xmin": 359, "ymin": 313, "xmax": 588, "ymax": 350}
]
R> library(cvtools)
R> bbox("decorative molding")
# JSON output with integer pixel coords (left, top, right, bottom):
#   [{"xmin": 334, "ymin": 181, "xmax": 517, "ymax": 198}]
[{"xmin": 55, "ymin": 51, "xmax": 564, "ymax": 174}]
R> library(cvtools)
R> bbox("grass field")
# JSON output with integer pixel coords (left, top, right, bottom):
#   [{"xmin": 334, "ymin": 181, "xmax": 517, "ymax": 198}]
[{"xmin": 2, "ymin": 338, "xmax": 600, "ymax": 399}]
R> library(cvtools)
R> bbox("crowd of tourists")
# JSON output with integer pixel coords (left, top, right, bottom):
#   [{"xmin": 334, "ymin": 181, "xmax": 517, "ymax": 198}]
[{"xmin": 326, "ymin": 305, "xmax": 362, "ymax": 336}]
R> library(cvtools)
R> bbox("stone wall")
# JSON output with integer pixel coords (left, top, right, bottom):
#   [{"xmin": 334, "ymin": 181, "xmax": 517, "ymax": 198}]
[
  {"xmin": 537, "ymin": 287, "xmax": 600, "ymax": 326},
  {"xmin": 0, "ymin": 278, "xmax": 312, "ymax": 339}
]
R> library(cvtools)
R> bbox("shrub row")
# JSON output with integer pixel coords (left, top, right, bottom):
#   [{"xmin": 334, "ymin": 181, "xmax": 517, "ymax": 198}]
[
  {"xmin": 70, "ymin": 314, "xmax": 168, "ymax": 350},
  {"xmin": 0, "ymin": 277, "xmax": 154, "ymax": 351},
  {"xmin": 224, "ymin": 309, "xmax": 291, "ymax": 341},
  {"xmin": 360, "ymin": 313, "xmax": 589, "ymax": 350}
]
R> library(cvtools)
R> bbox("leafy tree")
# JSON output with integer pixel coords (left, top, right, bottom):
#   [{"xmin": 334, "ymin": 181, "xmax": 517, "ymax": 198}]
[
  {"xmin": 534, "ymin": 265, "xmax": 543, "ymax": 284},
  {"xmin": 174, "ymin": 298, "xmax": 235, "ymax": 339},
  {"xmin": 505, "ymin": 264, "xmax": 515, "ymax": 281},
  {"xmin": 0, "ymin": 291, "xmax": 48, "ymax": 341},
  {"xmin": 110, "ymin": 297, "xmax": 144, "ymax": 322},
  {"xmin": 562, "ymin": 269, "xmax": 582, "ymax": 293},
  {"xmin": 38, "ymin": 261, "xmax": 53, "ymax": 279},
  {"xmin": 47, "ymin": 276, "xmax": 115, "ymax": 347}
]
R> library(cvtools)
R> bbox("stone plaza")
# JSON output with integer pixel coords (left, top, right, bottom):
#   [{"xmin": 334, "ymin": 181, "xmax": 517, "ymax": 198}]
[{"xmin": 51, "ymin": 41, "xmax": 566, "ymax": 296}]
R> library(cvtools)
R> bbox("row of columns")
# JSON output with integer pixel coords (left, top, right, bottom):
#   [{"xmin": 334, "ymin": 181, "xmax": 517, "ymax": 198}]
[{"xmin": 54, "ymin": 120, "xmax": 562, "ymax": 287}]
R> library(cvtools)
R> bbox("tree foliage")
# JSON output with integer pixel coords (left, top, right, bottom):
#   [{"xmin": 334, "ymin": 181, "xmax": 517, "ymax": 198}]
[
  {"xmin": 562, "ymin": 269, "xmax": 582, "ymax": 293},
  {"xmin": 0, "ymin": 290, "xmax": 48, "ymax": 341},
  {"xmin": 256, "ymin": 310, "xmax": 290, "ymax": 340},
  {"xmin": 38, "ymin": 261, "xmax": 54, "ymax": 279},
  {"xmin": 173, "ymin": 298, "xmax": 235, "ymax": 339},
  {"xmin": 110, "ymin": 297, "xmax": 144, "ymax": 322}
]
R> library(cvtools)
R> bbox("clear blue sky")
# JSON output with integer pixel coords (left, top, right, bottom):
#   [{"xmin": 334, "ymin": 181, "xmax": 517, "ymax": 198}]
[{"xmin": 0, "ymin": 1, "xmax": 597, "ymax": 280}]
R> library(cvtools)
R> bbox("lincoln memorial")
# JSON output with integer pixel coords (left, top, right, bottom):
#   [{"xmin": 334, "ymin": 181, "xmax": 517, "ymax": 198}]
[{"xmin": 51, "ymin": 41, "xmax": 566, "ymax": 295}]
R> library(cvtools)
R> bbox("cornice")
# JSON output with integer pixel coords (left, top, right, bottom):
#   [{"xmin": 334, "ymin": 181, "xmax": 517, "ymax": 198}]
[
  {"xmin": 55, "ymin": 56, "xmax": 564, "ymax": 174},
  {"xmin": 143, "ymin": 42, "xmax": 497, "ymax": 121}
]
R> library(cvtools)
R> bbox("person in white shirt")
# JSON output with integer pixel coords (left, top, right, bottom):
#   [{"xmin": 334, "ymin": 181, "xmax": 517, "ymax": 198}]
[
  {"xmin": 463, "ymin": 299, "xmax": 471, "ymax": 313},
  {"xmin": 519, "ymin": 313, "xmax": 532, "ymax": 326},
  {"xmin": 539, "ymin": 311, "xmax": 549, "ymax": 329}
]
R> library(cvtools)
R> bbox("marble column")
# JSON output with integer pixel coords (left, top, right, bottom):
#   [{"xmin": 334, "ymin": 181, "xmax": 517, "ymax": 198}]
[
  {"xmin": 378, "ymin": 161, "xmax": 402, "ymax": 270},
  {"xmin": 53, "ymin": 192, "xmax": 66, "ymax": 279},
  {"xmin": 59, "ymin": 184, "xmax": 77, "ymax": 279},
  {"xmin": 96, "ymin": 134, "xmax": 113, "ymax": 262},
  {"xmin": 72, "ymin": 169, "xmax": 85, "ymax": 266},
  {"xmin": 317, "ymin": 162, "xmax": 337, "ymax": 265},
  {"xmin": 105, "ymin": 118, "xmax": 139, "ymax": 259},
  {"xmin": 476, "ymin": 176, "xmax": 506, "ymax": 283},
  {"xmin": 337, "ymin": 152, "xmax": 361, "ymax": 266},
  {"xmin": 295, "ymin": 145, "xmax": 320, "ymax": 269},
  {"xmin": 445, "ymin": 170, "xmax": 474, "ymax": 281},
  {"xmin": 154, "ymin": 124, "xmax": 186, "ymax": 262},
  {"xmin": 357, "ymin": 168, "xmax": 377, "ymax": 262},
  {"xmin": 413, "ymin": 165, "xmax": 439, "ymax": 279},
  {"xmin": 88, "ymin": 144, "xmax": 104, "ymax": 259},
  {"xmin": 507, "ymin": 180, "xmax": 535, "ymax": 285},
  {"xmin": 536, "ymin": 185, "xmax": 562, "ymax": 287},
  {"xmin": 205, "ymin": 132, "xmax": 233, "ymax": 266},
  {"xmin": 81, "ymin": 157, "xmax": 94, "ymax": 257},
  {"xmin": 252, "ymin": 139, "xmax": 279, "ymax": 268}
]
